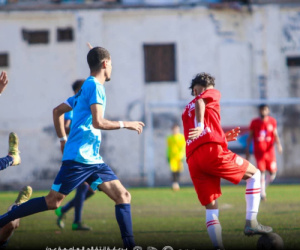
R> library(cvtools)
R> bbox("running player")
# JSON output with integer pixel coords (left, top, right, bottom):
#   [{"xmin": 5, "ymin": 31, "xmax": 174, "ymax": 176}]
[
  {"xmin": 182, "ymin": 72, "xmax": 272, "ymax": 250},
  {"xmin": 55, "ymin": 79, "xmax": 95, "ymax": 231},
  {"xmin": 166, "ymin": 123, "xmax": 185, "ymax": 191},
  {"xmin": 246, "ymin": 104, "xmax": 283, "ymax": 201},
  {"xmin": 0, "ymin": 47, "xmax": 144, "ymax": 249}
]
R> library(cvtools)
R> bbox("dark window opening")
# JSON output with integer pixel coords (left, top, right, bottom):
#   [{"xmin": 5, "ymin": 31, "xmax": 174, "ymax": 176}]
[
  {"xmin": 0, "ymin": 53, "xmax": 9, "ymax": 67},
  {"xmin": 57, "ymin": 27, "xmax": 74, "ymax": 42},
  {"xmin": 22, "ymin": 29, "xmax": 49, "ymax": 44},
  {"xmin": 143, "ymin": 44, "xmax": 176, "ymax": 83}
]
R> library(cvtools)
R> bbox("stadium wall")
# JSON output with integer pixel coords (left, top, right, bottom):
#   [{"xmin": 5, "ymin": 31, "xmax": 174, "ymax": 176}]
[{"xmin": 0, "ymin": 3, "xmax": 299, "ymax": 189}]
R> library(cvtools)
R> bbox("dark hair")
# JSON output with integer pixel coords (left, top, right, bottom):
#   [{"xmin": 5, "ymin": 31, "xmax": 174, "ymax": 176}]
[
  {"xmin": 189, "ymin": 72, "xmax": 215, "ymax": 96},
  {"xmin": 72, "ymin": 79, "xmax": 85, "ymax": 93},
  {"xmin": 87, "ymin": 47, "xmax": 111, "ymax": 73},
  {"xmin": 259, "ymin": 104, "xmax": 268, "ymax": 110}
]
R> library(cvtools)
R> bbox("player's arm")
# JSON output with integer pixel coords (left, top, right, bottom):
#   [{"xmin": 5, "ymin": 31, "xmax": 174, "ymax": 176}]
[
  {"xmin": 91, "ymin": 103, "xmax": 145, "ymax": 134},
  {"xmin": 53, "ymin": 103, "xmax": 72, "ymax": 153},
  {"xmin": 245, "ymin": 130, "xmax": 253, "ymax": 160},
  {"xmin": 225, "ymin": 127, "xmax": 240, "ymax": 142},
  {"xmin": 188, "ymin": 98, "xmax": 206, "ymax": 140},
  {"xmin": 0, "ymin": 71, "xmax": 9, "ymax": 94},
  {"xmin": 274, "ymin": 128, "xmax": 283, "ymax": 154}
]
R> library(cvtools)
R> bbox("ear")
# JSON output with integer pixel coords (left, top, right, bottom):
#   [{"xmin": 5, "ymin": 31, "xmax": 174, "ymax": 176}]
[{"xmin": 101, "ymin": 60, "xmax": 107, "ymax": 69}]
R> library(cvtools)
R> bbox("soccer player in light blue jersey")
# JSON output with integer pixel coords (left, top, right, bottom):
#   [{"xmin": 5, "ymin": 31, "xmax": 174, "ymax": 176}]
[
  {"xmin": 55, "ymin": 79, "xmax": 95, "ymax": 231},
  {"xmin": 0, "ymin": 47, "xmax": 145, "ymax": 249}
]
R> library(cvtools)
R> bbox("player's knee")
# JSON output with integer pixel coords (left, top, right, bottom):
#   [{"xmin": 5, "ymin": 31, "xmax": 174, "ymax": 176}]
[
  {"xmin": 45, "ymin": 195, "xmax": 63, "ymax": 210},
  {"xmin": 117, "ymin": 190, "xmax": 131, "ymax": 204}
]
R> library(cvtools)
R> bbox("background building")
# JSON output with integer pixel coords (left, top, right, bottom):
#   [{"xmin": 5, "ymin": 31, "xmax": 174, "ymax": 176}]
[{"xmin": 0, "ymin": 0, "xmax": 300, "ymax": 189}]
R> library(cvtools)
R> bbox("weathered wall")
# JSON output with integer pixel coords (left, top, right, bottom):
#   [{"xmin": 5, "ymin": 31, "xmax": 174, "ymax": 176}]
[{"xmin": 0, "ymin": 4, "xmax": 299, "ymax": 189}]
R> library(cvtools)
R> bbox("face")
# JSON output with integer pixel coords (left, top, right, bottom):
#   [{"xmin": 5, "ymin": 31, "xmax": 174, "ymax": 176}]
[
  {"xmin": 172, "ymin": 125, "xmax": 180, "ymax": 134},
  {"xmin": 259, "ymin": 106, "xmax": 269, "ymax": 118},
  {"xmin": 104, "ymin": 59, "xmax": 112, "ymax": 82}
]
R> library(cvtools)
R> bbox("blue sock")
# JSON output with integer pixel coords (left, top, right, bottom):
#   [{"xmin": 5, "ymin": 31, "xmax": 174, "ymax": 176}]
[
  {"xmin": 0, "ymin": 156, "xmax": 13, "ymax": 171},
  {"xmin": 62, "ymin": 184, "xmax": 94, "ymax": 216},
  {"xmin": 61, "ymin": 199, "xmax": 75, "ymax": 214},
  {"xmin": 0, "ymin": 197, "xmax": 48, "ymax": 227},
  {"xmin": 85, "ymin": 189, "xmax": 94, "ymax": 200},
  {"xmin": 115, "ymin": 204, "xmax": 135, "ymax": 249},
  {"xmin": 74, "ymin": 183, "xmax": 89, "ymax": 223}
]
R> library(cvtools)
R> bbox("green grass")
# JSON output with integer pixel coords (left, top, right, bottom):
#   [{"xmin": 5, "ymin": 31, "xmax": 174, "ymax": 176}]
[{"xmin": 0, "ymin": 184, "xmax": 299, "ymax": 250}]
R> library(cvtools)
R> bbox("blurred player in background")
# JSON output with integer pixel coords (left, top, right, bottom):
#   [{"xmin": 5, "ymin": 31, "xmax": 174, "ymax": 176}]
[
  {"xmin": 0, "ymin": 71, "xmax": 32, "ymax": 249},
  {"xmin": 182, "ymin": 72, "xmax": 272, "ymax": 250},
  {"xmin": 0, "ymin": 47, "xmax": 144, "ymax": 250},
  {"xmin": 246, "ymin": 104, "xmax": 283, "ymax": 201},
  {"xmin": 166, "ymin": 123, "xmax": 185, "ymax": 191},
  {"xmin": 55, "ymin": 79, "xmax": 95, "ymax": 231}
]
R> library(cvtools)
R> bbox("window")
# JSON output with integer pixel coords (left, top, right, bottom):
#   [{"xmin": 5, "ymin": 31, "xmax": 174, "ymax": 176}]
[
  {"xmin": 0, "ymin": 53, "xmax": 9, "ymax": 67},
  {"xmin": 143, "ymin": 44, "xmax": 176, "ymax": 83},
  {"xmin": 22, "ymin": 29, "xmax": 49, "ymax": 44},
  {"xmin": 57, "ymin": 27, "xmax": 74, "ymax": 42}
]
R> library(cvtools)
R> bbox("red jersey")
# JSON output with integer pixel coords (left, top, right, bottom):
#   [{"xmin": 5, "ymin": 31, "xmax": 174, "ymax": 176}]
[
  {"xmin": 182, "ymin": 89, "xmax": 227, "ymax": 159},
  {"xmin": 249, "ymin": 116, "xmax": 277, "ymax": 158}
]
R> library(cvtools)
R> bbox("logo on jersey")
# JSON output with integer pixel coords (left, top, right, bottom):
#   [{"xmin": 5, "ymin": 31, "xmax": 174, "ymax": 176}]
[
  {"xmin": 186, "ymin": 127, "xmax": 212, "ymax": 146},
  {"xmin": 235, "ymin": 156, "xmax": 244, "ymax": 166}
]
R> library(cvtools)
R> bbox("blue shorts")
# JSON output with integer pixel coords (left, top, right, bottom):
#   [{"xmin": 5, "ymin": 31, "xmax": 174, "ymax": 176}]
[{"xmin": 51, "ymin": 160, "xmax": 118, "ymax": 195}]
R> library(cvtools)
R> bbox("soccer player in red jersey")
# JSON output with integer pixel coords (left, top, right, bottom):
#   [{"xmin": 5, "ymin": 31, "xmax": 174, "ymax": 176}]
[
  {"xmin": 246, "ymin": 104, "xmax": 282, "ymax": 201},
  {"xmin": 182, "ymin": 73, "xmax": 272, "ymax": 250}
]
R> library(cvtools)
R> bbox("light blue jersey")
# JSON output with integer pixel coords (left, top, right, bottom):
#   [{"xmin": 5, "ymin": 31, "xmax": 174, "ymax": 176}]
[
  {"xmin": 64, "ymin": 110, "xmax": 73, "ymax": 121},
  {"xmin": 62, "ymin": 76, "xmax": 106, "ymax": 164}
]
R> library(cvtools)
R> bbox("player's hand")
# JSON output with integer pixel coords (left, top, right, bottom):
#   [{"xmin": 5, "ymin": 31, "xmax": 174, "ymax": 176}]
[
  {"xmin": 277, "ymin": 144, "xmax": 283, "ymax": 154},
  {"xmin": 60, "ymin": 140, "xmax": 66, "ymax": 154},
  {"xmin": 124, "ymin": 121, "xmax": 145, "ymax": 134},
  {"xmin": 0, "ymin": 71, "xmax": 9, "ymax": 94},
  {"xmin": 188, "ymin": 127, "xmax": 203, "ymax": 140},
  {"xmin": 225, "ymin": 127, "xmax": 240, "ymax": 142},
  {"xmin": 87, "ymin": 42, "xmax": 93, "ymax": 49}
]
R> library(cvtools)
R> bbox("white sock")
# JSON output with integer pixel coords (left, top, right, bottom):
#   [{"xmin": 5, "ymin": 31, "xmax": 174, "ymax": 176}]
[
  {"xmin": 206, "ymin": 209, "xmax": 223, "ymax": 249},
  {"xmin": 261, "ymin": 172, "xmax": 266, "ymax": 198},
  {"xmin": 245, "ymin": 170, "xmax": 261, "ymax": 221}
]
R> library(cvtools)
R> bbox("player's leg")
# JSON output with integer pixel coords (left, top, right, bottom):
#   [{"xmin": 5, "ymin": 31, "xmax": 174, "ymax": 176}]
[
  {"xmin": 0, "ymin": 186, "xmax": 32, "ymax": 247},
  {"xmin": 265, "ymin": 159, "xmax": 277, "ymax": 188},
  {"xmin": 260, "ymin": 171, "xmax": 267, "ymax": 201},
  {"xmin": 255, "ymin": 156, "xmax": 267, "ymax": 200},
  {"xmin": 99, "ymin": 179, "xmax": 135, "ymax": 249},
  {"xmin": 187, "ymin": 145, "xmax": 224, "ymax": 250},
  {"xmin": 242, "ymin": 164, "xmax": 272, "ymax": 235},
  {"xmin": 205, "ymin": 200, "xmax": 224, "ymax": 250},
  {"xmin": 72, "ymin": 182, "xmax": 92, "ymax": 231},
  {"xmin": 0, "ymin": 132, "xmax": 21, "ymax": 171},
  {"xmin": 55, "ymin": 183, "xmax": 95, "ymax": 230}
]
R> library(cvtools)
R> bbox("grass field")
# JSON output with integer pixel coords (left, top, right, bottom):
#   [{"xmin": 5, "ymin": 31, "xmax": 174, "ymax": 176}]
[{"xmin": 0, "ymin": 184, "xmax": 299, "ymax": 250}]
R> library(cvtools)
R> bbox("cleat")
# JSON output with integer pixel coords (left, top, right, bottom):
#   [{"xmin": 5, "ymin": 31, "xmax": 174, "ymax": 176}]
[
  {"xmin": 55, "ymin": 207, "xmax": 66, "ymax": 229},
  {"xmin": 14, "ymin": 186, "xmax": 32, "ymax": 205},
  {"xmin": 8, "ymin": 132, "xmax": 21, "ymax": 166},
  {"xmin": 72, "ymin": 222, "xmax": 92, "ymax": 231},
  {"xmin": 244, "ymin": 223, "xmax": 273, "ymax": 236}
]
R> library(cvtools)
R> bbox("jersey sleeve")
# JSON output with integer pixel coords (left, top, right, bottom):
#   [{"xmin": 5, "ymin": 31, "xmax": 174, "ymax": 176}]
[
  {"xmin": 196, "ymin": 89, "xmax": 220, "ymax": 104},
  {"xmin": 64, "ymin": 96, "xmax": 75, "ymax": 109},
  {"xmin": 88, "ymin": 83, "xmax": 105, "ymax": 106}
]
